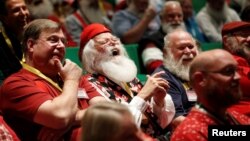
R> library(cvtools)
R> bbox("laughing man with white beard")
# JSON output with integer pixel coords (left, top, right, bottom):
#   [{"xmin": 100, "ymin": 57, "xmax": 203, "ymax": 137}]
[
  {"xmin": 152, "ymin": 29, "xmax": 201, "ymax": 132},
  {"xmin": 78, "ymin": 23, "xmax": 175, "ymax": 140}
]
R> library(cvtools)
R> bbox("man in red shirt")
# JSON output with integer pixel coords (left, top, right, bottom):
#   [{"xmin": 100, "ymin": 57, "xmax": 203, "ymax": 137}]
[
  {"xmin": 221, "ymin": 21, "xmax": 250, "ymax": 117},
  {"xmin": 0, "ymin": 19, "xmax": 105, "ymax": 141}
]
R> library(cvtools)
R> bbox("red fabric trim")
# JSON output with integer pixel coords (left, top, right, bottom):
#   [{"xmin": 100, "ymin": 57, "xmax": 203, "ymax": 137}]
[
  {"xmin": 233, "ymin": 55, "xmax": 250, "ymax": 97},
  {"xmin": 146, "ymin": 60, "xmax": 163, "ymax": 74},
  {"xmin": 73, "ymin": 12, "xmax": 88, "ymax": 28},
  {"xmin": 0, "ymin": 116, "xmax": 20, "ymax": 141}
]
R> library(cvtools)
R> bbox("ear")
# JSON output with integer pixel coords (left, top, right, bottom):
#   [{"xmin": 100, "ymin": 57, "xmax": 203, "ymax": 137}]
[
  {"xmin": 222, "ymin": 36, "xmax": 229, "ymax": 49},
  {"xmin": 193, "ymin": 71, "xmax": 207, "ymax": 87},
  {"xmin": 26, "ymin": 38, "xmax": 35, "ymax": 53}
]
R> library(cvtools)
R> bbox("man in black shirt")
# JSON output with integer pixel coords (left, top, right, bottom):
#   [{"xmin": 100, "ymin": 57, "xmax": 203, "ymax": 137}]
[{"xmin": 0, "ymin": 0, "xmax": 30, "ymax": 82}]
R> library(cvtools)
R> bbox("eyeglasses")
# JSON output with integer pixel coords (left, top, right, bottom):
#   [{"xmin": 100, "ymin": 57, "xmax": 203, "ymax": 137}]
[
  {"xmin": 232, "ymin": 32, "xmax": 250, "ymax": 38},
  {"xmin": 202, "ymin": 66, "xmax": 239, "ymax": 77},
  {"xmin": 37, "ymin": 35, "xmax": 68, "ymax": 46},
  {"xmin": 93, "ymin": 37, "xmax": 120, "ymax": 46}
]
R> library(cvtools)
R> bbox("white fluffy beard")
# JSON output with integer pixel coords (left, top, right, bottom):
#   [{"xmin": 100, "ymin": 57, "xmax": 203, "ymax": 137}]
[
  {"xmin": 163, "ymin": 51, "xmax": 192, "ymax": 81},
  {"xmin": 98, "ymin": 55, "xmax": 137, "ymax": 83},
  {"xmin": 162, "ymin": 22, "xmax": 186, "ymax": 34},
  {"xmin": 83, "ymin": 39, "xmax": 137, "ymax": 83},
  {"xmin": 87, "ymin": 41, "xmax": 138, "ymax": 83}
]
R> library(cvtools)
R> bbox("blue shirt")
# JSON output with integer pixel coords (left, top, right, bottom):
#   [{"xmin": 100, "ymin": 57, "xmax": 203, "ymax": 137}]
[
  {"xmin": 153, "ymin": 65, "xmax": 195, "ymax": 118},
  {"xmin": 184, "ymin": 16, "xmax": 208, "ymax": 43},
  {"xmin": 111, "ymin": 10, "xmax": 161, "ymax": 41}
]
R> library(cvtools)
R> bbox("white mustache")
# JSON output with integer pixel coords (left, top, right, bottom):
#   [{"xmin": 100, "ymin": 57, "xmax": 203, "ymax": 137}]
[{"xmin": 181, "ymin": 54, "xmax": 194, "ymax": 60}]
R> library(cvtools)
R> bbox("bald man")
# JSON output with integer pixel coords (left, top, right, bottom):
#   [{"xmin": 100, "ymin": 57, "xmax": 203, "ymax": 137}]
[{"xmin": 171, "ymin": 49, "xmax": 250, "ymax": 141}]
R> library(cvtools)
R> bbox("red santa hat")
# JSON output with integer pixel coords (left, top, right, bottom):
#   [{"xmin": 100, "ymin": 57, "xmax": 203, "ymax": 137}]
[
  {"xmin": 79, "ymin": 23, "xmax": 111, "ymax": 61},
  {"xmin": 222, "ymin": 21, "xmax": 250, "ymax": 36}
]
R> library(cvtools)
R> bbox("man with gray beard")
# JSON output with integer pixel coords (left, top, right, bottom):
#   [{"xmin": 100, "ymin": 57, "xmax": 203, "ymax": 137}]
[
  {"xmin": 221, "ymin": 21, "xmax": 250, "ymax": 117},
  {"xmin": 139, "ymin": 1, "xmax": 186, "ymax": 74},
  {"xmin": 78, "ymin": 23, "xmax": 175, "ymax": 140},
  {"xmin": 152, "ymin": 29, "xmax": 201, "ymax": 132}
]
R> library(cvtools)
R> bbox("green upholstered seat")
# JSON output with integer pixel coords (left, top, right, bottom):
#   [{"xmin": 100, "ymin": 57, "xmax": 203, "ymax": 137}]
[
  {"xmin": 192, "ymin": 0, "xmax": 206, "ymax": 13},
  {"xmin": 137, "ymin": 73, "xmax": 147, "ymax": 85},
  {"xmin": 65, "ymin": 47, "xmax": 82, "ymax": 67},
  {"xmin": 124, "ymin": 44, "xmax": 147, "ymax": 84},
  {"xmin": 124, "ymin": 44, "xmax": 145, "ymax": 74},
  {"xmin": 201, "ymin": 42, "xmax": 222, "ymax": 51}
]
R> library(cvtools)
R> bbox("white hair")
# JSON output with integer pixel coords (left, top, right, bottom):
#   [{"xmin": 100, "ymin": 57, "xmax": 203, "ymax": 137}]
[
  {"xmin": 82, "ymin": 40, "xmax": 99, "ymax": 74},
  {"xmin": 162, "ymin": 30, "xmax": 200, "ymax": 81},
  {"xmin": 163, "ymin": 47, "xmax": 191, "ymax": 81},
  {"xmin": 81, "ymin": 39, "xmax": 137, "ymax": 83},
  {"xmin": 161, "ymin": 0, "xmax": 182, "ymax": 17}
]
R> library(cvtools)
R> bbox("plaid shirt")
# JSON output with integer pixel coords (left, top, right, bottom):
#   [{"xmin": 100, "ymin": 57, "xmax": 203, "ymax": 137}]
[
  {"xmin": 0, "ymin": 124, "xmax": 14, "ymax": 141},
  {"xmin": 87, "ymin": 73, "xmax": 167, "ymax": 138}
]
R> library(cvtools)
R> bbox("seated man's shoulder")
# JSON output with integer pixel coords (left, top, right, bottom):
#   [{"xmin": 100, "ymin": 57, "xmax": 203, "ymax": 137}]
[
  {"xmin": 113, "ymin": 9, "xmax": 129, "ymax": 17},
  {"xmin": 153, "ymin": 66, "xmax": 183, "ymax": 86},
  {"xmin": 153, "ymin": 65, "xmax": 170, "ymax": 76},
  {"xmin": 3, "ymin": 69, "xmax": 33, "ymax": 82}
]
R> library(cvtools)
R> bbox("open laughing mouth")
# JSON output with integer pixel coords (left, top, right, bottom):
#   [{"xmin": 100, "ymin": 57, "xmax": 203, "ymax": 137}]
[
  {"xmin": 111, "ymin": 48, "xmax": 120, "ymax": 56},
  {"xmin": 182, "ymin": 58, "xmax": 193, "ymax": 62}
]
